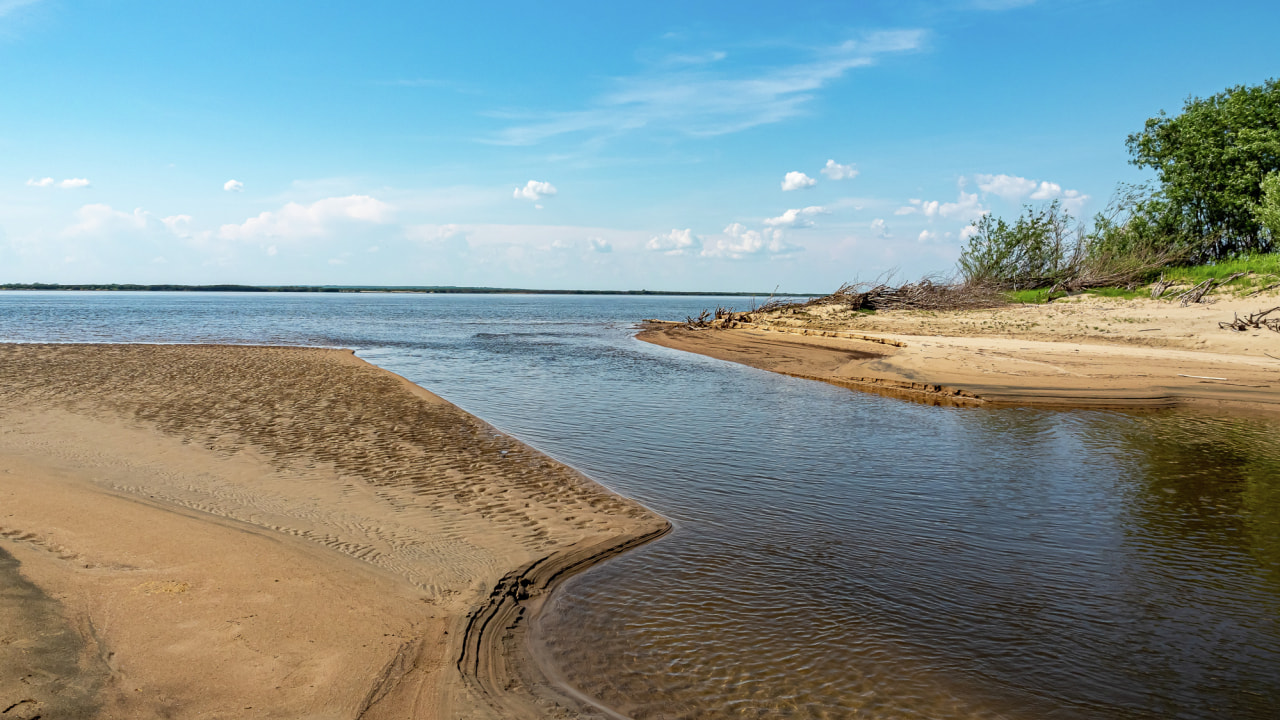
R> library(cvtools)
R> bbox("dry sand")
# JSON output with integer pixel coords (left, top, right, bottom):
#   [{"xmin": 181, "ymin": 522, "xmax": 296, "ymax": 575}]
[
  {"xmin": 640, "ymin": 292, "xmax": 1280, "ymax": 415},
  {"xmin": 0, "ymin": 344, "xmax": 667, "ymax": 719}
]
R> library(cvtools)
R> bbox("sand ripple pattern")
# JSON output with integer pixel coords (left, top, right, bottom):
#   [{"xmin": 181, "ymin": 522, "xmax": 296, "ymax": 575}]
[{"xmin": 0, "ymin": 343, "xmax": 658, "ymax": 605}]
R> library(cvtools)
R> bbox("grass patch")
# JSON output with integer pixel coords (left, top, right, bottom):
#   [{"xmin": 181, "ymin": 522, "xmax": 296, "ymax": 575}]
[
  {"xmin": 1085, "ymin": 286, "xmax": 1146, "ymax": 300},
  {"xmin": 1160, "ymin": 252, "xmax": 1280, "ymax": 291},
  {"xmin": 1006, "ymin": 289, "xmax": 1057, "ymax": 304}
]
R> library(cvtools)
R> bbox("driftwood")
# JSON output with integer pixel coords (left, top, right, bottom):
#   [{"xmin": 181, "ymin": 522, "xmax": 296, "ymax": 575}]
[
  {"xmin": 1177, "ymin": 272, "xmax": 1246, "ymax": 306},
  {"xmin": 1150, "ymin": 274, "xmax": 1172, "ymax": 300},
  {"xmin": 684, "ymin": 306, "xmax": 754, "ymax": 330},
  {"xmin": 1219, "ymin": 306, "xmax": 1280, "ymax": 332}
]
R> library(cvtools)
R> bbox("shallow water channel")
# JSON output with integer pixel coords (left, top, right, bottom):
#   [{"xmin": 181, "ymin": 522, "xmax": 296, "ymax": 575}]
[{"xmin": 3, "ymin": 291, "xmax": 1278, "ymax": 718}]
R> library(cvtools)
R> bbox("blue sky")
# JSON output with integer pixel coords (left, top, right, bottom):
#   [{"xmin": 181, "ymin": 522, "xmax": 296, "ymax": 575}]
[{"xmin": 2, "ymin": 0, "xmax": 1278, "ymax": 291}]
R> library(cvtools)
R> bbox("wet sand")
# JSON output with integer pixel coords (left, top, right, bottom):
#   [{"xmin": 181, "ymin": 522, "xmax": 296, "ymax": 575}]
[
  {"xmin": 639, "ymin": 293, "xmax": 1280, "ymax": 415},
  {"xmin": 0, "ymin": 344, "xmax": 667, "ymax": 719}
]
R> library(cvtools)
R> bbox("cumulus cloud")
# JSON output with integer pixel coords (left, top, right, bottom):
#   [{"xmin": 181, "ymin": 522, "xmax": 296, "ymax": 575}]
[
  {"xmin": 588, "ymin": 237, "xmax": 612, "ymax": 253},
  {"xmin": 820, "ymin": 159, "xmax": 859, "ymax": 180},
  {"xmin": 702, "ymin": 223, "xmax": 799, "ymax": 259},
  {"xmin": 974, "ymin": 173, "xmax": 1089, "ymax": 214},
  {"xmin": 224, "ymin": 179, "xmax": 244, "ymax": 192},
  {"xmin": 918, "ymin": 229, "xmax": 937, "ymax": 243},
  {"xmin": 64, "ymin": 203, "xmax": 190, "ymax": 237},
  {"xmin": 894, "ymin": 190, "xmax": 985, "ymax": 222},
  {"xmin": 781, "ymin": 171, "xmax": 816, "ymax": 191},
  {"xmin": 764, "ymin": 206, "xmax": 828, "ymax": 228},
  {"xmin": 219, "ymin": 195, "xmax": 392, "ymax": 241},
  {"xmin": 27, "ymin": 176, "xmax": 90, "ymax": 189},
  {"xmin": 646, "ymin": 228, "xmax": 701, "ymax": 255},
  {"xmin": 870, "ymin": 218, "xmax": 891, "ymax": 238},
  {"xmin": 514, "ymin": 180, "xmax": 557, "ymax": 201},
  {"xmin": 959, "ymin": 224, "xmax": 982, "ymax": 242},
  {"xmin": 975, "ymin": 173, "xmax": 1037, "ymax": 201}
]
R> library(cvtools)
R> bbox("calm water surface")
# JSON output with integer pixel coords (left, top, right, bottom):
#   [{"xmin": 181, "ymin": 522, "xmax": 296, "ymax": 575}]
[{"xmin": 2, "ymin": 291, "xmax": 1278, "ymax": 718}]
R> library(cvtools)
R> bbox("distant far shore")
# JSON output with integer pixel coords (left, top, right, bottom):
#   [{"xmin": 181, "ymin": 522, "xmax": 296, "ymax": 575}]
[{"xmin": 0, "ymin": 282, "xmax": 814, "ymax": 297}]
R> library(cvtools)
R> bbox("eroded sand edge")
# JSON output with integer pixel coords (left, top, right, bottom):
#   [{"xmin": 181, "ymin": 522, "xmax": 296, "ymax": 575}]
[{"xmin": 0, "ymin": 343, "xmax": 667, "ymax": 719}]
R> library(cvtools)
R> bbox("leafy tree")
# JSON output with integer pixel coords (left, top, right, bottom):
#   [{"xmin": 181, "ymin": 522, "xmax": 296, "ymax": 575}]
[
  {"xmin": 1257, "ymin": 172, "xmax": 1280, "ymax": 240},
  {"xmin": 1126, "ymin": 78, "xmax": 1280, "ymax": 259}
]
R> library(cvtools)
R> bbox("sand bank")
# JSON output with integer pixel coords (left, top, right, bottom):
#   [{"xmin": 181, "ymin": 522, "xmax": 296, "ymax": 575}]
[
  {"xmin": 0, "ymin": 344, "xmax": 667, "ymax": 719},
  {"xmin": 639, "ymin": 294, "xmax": 1280, "ymax": 415}
]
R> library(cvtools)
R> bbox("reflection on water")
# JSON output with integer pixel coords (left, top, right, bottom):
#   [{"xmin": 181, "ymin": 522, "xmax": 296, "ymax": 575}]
[{"xmin": 1, "ymin": 292, "xmax": 1277, "ymax": 718}]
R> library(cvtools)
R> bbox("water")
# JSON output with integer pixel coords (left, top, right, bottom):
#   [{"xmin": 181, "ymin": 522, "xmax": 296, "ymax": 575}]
[{"xmin": 2, "ymin": 291, "xmax": 1278, "ymax": 718}]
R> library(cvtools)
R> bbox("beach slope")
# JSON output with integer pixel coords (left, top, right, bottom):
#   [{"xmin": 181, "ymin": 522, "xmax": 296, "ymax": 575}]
[
  {"xmin": 639, "ymin": 294, "xmax": 1280, "ymax": 415},
  {"xmin": 0, "ymin": 344, "xmax": 666, "ymax": 719}
]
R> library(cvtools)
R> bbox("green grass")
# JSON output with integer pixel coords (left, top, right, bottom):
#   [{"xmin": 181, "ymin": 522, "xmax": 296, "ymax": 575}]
[
  {"xmin": 1085, "ymin": 286, "xmax": 1146, "ymax": 300},
  {"xmin": 1160, "ymin": 252, "xmax": 1280, "ymax": 291},
  {"xmin": 1005, "ymin": 289, "xmax": 1058, "ymax": 304}
]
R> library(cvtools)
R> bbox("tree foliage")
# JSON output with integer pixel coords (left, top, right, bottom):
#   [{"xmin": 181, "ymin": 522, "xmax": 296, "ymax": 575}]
[
  {"xmin": 1126, "ymin": 78, "xmax": 1280, "ymax": 259},
  {"xmin": 958, "ymin": 201, "xmax": 1081, "ymax": 289},
  {"xmin": 1258, "ymin": 172, "xmax": 1280, "ymax": 240}
]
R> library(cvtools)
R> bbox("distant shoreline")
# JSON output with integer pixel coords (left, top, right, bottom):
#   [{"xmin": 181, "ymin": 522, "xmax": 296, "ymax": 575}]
[{"xmin": 0, "ymin": 283, "xmax": 815, "ymax": 297}]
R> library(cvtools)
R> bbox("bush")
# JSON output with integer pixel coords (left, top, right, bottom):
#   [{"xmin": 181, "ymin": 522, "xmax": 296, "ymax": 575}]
[{"xmin": 958, "ymin": 201, "xmax": 1081, "ymax": 289}]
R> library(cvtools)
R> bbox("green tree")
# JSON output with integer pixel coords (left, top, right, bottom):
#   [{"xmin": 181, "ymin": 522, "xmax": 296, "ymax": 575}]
[
  {"xmin": 1126, "ymin": 78, "xmax": 1280, "ymax": 259},
  {"xmin": 1257, "ymin": 172, "xmax": 1280, "ymax": 240}
]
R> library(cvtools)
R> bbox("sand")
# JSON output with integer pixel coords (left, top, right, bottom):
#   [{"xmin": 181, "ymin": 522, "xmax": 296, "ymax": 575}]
[
  {"xmin": 0, "ymin": 344, "xmax": 668, "ymax": 719},
  {"xmin": 639, "ymin": 292, "xmax": 1280, "ymax": 415}
]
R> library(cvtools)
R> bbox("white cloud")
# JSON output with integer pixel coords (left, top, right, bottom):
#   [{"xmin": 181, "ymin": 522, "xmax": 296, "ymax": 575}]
[
  {"xmin": 513, "ymin": 180, "xmax": 558, "ymax": 201},
  {"xmin": 65, "ymin": 204, "xmax": 149, "ymax": 236},
  {"xmin": 224, "ymin": 179, "xmax": 244, "ymax": 192},
  {"xmin": 918, "ymin": 230, "xmax": 937, "ymax": 243},
  {"xmin": 975, "ymin": 173, "xmax": 1038, "ymax": 201},
  {"xmin": 1059, "ymin": 189, "xmax": 1089, "ymax": 215},
  {"xmin": 974, "ymin": 173, "xmax": 1089, "ymax": 214},
  {"xmin": 493, "ymin": 30, "xmax": 924, "ymax": 145},
  {"xmin": 218, "ymin": 195, "xmax": 392, "ymax": 241},
  {"xmin": 701, "ymin": 223, "xmax": 799, "ymax": 259},
  {"xmin": 898, "ymin": 189, "xmax": 986, "ymax": 222},
  {"xmin": 781, "ymin": 171, "xmax": 816, "ymax": 191},
  {"xmin": 588, "ymin": 237, "xmax": 612, "ymax": 253},
  {"xmin": 63, "ymin": 203, "xmax": 191, "ymax": 238},
  {"xmin": 821, "ymin": 159, "xmax": 859, "ymax": 181},
  {"xmin": 160, "ymin": 214, "xmax": 193, "ymax": 238},
  {"xmin": 27, "ymin": 176, "xmax": 90, "ymax": 189},
  {"xmin": 1029, "ymin": 181, "xmax": 1061, "ymax": 200},
  {"xmin": 646, "ymin": 228, "xmax": 701, "ymax": 255},
  {"xmin": 870, "ymin": 218, "xmax": 891, "ymax": 238},
  {"xmin": 959, "ymin": 224, "xmax": 982, "ymax": 242},
  {"xmin": 764, "ymin": 206, "xmax": 827, "ymax": 228}
]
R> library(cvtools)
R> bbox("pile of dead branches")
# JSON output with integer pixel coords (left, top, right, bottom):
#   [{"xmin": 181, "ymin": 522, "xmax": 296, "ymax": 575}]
[
  {"xmin": 684, "ymin": 306, "xmax": 753, "ymax": 330},
  {"xmin": 1176, "ymin": 272, "xmax": 1246, "ymax": 306},
  {"xmin": 757, "ymin": 277, "xmax": 1006, "ymax": 314},
  {"xmin": 1219, "ymin": 306, "xmax": 1280, "ymax": 332}
]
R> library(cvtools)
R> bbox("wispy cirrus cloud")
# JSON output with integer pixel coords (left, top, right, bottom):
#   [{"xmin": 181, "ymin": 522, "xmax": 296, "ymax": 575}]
[
  {"xmin": 490, "ymin": 30, "xmax": 925, "ymax": 145},
  {"xmin": 0, "ymin": 0, "xmax": 43, "ymax": 19}
]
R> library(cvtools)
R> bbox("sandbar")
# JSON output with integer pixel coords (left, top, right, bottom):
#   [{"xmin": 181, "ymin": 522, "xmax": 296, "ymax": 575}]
[
  {"xmin": 0, "ymin": 343, "xmax": 667, "ymax": 719},
  {"xmin": 639, "ymin": 293, "xmax": 1280, "ymax": 415}
]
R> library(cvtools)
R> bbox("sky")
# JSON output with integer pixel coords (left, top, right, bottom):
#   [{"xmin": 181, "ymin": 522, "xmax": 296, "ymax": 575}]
[{"xmin": 2, "ymin": 0, "xmax": 1278, "ymax": 292}]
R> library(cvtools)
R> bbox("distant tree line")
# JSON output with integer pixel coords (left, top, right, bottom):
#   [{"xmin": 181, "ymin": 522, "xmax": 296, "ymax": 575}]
[{"xmin": 960, "ymin": 78, "xmax": 1280, "ymax": 290}]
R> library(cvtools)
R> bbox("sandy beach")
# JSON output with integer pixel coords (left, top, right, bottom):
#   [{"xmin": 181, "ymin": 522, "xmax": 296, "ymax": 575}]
[
  {"xmin": 0, "ymin": 343, "xmax": 667, "ymax": 719},
  {"xmin": 639, "ymin": 293, "xmax": 1280, "ymax": 415}
]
